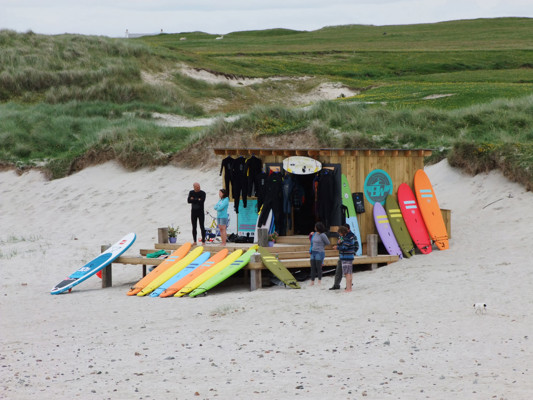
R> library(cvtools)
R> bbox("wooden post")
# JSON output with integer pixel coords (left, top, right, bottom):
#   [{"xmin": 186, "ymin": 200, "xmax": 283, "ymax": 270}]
[
  {"xmin": 257, "ymin": 228, "xmax": 269, "ymax": 247},
  {"xmin": 367, "ymin": 234, "xmax": 378, "ymax": 271},
  {"xmin": 440, "ymin": 209, "xmax": 452, "ymax": 239},
  {"xmin": 158, "ymin": 227, "xmax": 169, "ymax": 244},
  {"xmin": 250, "ymin": 253, "xmax": 262, "ymax": 291},
  {"xmin": 100, "ymin": 244, "xmax": 112, "ymax": 288}
]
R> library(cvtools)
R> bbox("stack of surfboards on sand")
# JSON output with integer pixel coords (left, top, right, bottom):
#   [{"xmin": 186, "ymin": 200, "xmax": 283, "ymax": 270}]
[
  {"xmin": 372, "ymin": 169, "xmax": 449, "ymax": 259},
  {"xmin": 126, "ymin": 243, "xmax": 300, "ymax": 298}
]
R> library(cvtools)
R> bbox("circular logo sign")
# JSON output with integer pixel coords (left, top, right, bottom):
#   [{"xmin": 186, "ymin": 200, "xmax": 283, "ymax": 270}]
[{"xmin": 364, "ymin": 169, "xmax": 393, "ymax": 205}]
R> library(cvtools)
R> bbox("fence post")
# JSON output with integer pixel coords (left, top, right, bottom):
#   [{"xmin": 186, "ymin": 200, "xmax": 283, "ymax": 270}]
[
  {"xmin": 100, "ymin": 244, "xmax": 112, "ymax": 288},
  {"xmin": 367, "ymin": 234, "xmax": 378, "ymax": 271}
]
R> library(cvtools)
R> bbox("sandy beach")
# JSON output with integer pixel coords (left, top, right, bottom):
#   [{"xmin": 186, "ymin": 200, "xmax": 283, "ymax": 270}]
[{"xmin": 1, "ymin": 160, "xmax": 532, "ymax": 399}]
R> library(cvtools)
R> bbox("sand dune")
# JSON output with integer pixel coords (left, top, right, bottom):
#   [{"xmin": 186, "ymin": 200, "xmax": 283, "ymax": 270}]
[{"xmin": 1, "ymin": 160, "xmax": 531, "ymax": 399}]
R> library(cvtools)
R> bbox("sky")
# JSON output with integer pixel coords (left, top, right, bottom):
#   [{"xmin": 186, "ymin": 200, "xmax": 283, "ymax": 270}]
[{"xmin": 0, "ymin": 0, "xmax": 531, "ymax": 37}]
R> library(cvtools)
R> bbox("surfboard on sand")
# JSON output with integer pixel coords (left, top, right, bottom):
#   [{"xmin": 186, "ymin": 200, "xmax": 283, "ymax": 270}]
[
  {"xmin": 385, "ymin": 195, "xmax": 415, "ymax": 258},
  {"xmin": 137, "ymin": 246, "xmax": 204, "ymax": 296},
  {"xmin": 414, "ymin": 169, "xmax": 449, "ymax": 250},
  {"xmin": 398, "ymin": 183, "xmax": 432, "ymax": 254},
  {"xmin": 341, "ymin": 174, "xmax": 362, "ymax": 256},
  {"xmin": 149, "ymin": 251, "xmax": 211, "ymax": 297},
  {"xmin": 189, "ymin": 245, "xmax": 258, "ymax": 297},
  {"xmin": 159, "ymin": 249, "xmax": 229, "ymax": 298},
  {"xmin": 51, "ymin": 233, "xmax": 136, "ymax": 295},
  {"xmin": 257, "ymin": 247, "xmax": 300, "ymax": 289},
  {"xmin": 282, "ymin": 156, "xmax": 322, "ymax": 175},
  {"xmin": 127, "ymin": 242, "xmax": 192, "ymax": 296},
  {"xmin": 373, "ymin": 202, "xmax": 403, "ymax": 258},
  {"xmin": 174, "ymin": 249, "xmax": 244, "ymax": 297}
]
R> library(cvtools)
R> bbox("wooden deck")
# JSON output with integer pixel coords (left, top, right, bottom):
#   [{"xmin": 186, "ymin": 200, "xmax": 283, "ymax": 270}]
[{"xmin": 104, "ymin": 233, "xmax": 399, "ymax": 291}]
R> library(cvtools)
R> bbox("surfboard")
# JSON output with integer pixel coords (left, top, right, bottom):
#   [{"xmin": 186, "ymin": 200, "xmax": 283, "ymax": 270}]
[
  {"xmin": 254, "ymin": 209, "xmax": 273, "ymax": 243},
  {"xmin": 137, "ymin": 246, "xmax": 204, "ymax": 296},
  {"xmin": 127, "ymin": 242, "xmax": 192, "ymax": 296},
  {"xmin": 148, "ymin": 251, "xmax": 211, "ymax": 297},
  {"xmin": 257, "ymin": 247, "xmax": 300, "ymax": 289},
  {"xmin": 414, "ymin": 169, "xmax": 449, "ymax": 250},
  {"xmin": 174, "ymin": 249, "xmax": 244, "ymax": 297},
  {"xmin": 159, "ymin": 249, "xmax": 229, "ymax": 298},
  {"xmin": 282, "ymin": 156, "xmax": 322, "ymax": 175},
  {"xmin": 373, "ymin": 202, "xmax": 403, "ymax": 258},
  {"xmin": 341, "ymin": 174, "xmax": 362, "ymax": 256},
  {"xmin": 51, "ymin": 232, "xmax": 136, "ymax": 295},
  {"xmin": 385, "ymin": 195, "xmax": 416, "ymax": 258},
  {"xmin": 397, "ymin": 183, "xmax": 432, "ymax": 254},
  {"xmin": 188, "ymin": 246, "xmax": 258, "ymax": 297}
]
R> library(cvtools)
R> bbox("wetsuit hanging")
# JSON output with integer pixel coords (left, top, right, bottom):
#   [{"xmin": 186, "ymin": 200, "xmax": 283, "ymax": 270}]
[
  {"xmin": 255, "ymin": 171, "xmax": 267, "ymax": 212},
  {"xmin": 219, "ymin": 156, "xmax": 234, "ymax": 193},
  {"xmin": 231, "ymin": 156, "xmax": 247, "ymax": 213},
  {"xmin": 245, "ymin": 155, "xmax": 263, "ymax": 196},
  {"xmin": 258, "ymin": 172, "xmax": 283, "ymax": 231},
  {"xmin": 317, "ymin": 169, "xmax": 335, "ymax": 229}
]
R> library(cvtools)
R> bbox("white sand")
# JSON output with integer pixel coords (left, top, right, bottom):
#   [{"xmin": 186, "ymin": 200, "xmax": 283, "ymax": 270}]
[{"xmin": 1, "ymin": 160, "xmax": 532, "ymax": 399}]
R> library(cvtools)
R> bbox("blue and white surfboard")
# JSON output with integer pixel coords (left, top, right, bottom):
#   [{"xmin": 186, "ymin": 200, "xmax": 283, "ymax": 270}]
[
  {"xmin": 149, "ymin": 252, "xmax": 210, "ymax": 297},
  {"xmin": 51, "ymin": 232, "xmax": 136, "ymax": 294}
]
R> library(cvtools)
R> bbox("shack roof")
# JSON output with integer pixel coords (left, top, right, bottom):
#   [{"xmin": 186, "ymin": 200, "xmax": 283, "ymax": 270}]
[{"xmin": 213, "ymin": 147, "xmax": 433, "ymax": 157}]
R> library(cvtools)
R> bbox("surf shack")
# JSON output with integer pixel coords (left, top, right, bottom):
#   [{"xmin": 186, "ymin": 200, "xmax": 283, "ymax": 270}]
[{"xmin": 212, "ymin": 147, "xmax": 448, "ymax": 251}]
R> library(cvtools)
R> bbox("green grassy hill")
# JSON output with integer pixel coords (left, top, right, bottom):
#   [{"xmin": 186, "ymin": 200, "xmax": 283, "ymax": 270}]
[{"xmin": 0, "ymin": 18, "xmax": 532, "ymax": 186}]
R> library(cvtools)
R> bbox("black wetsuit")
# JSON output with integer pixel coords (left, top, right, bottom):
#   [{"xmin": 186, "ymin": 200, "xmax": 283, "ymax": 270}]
[
  {"xmin": 219, "ymin": 156, "xmax": 234, "ymax": 193},
  {"xmin": 231, "ymin": 156, "xmax": 247, "ymax": 213},
  {"xmin": 258, "ymin": 172, "xmax": 283, "ymax": 231},
  {"xmin": 246, "ymin": 155, "xmax": 263, "ymax": 196},
  {"xmin": 188, "ymin": 190, "xmax": 206, "ymax": 243},
  {"xmin": 317, "ymin": 169, "xmax": 335, "ymax": 229}
]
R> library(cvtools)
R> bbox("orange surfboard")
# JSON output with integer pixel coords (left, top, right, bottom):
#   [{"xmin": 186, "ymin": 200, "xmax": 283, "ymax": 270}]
[
  {"xmin": 159, "ymin": 248, "xmax": 229, "ymax": 298},
  {"xmin": 414, "ymin": 169, "xmax": 449, "ymax": 250},
  {"xmin": 127, "ymin": 243, "xmax": 192, "ymax": 295}
]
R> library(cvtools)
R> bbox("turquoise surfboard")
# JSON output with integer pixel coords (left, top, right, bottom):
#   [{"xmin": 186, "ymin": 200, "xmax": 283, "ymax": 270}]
[{"xmin": 149, "ymin": 252, "xmax": 211, "ymax": 297}]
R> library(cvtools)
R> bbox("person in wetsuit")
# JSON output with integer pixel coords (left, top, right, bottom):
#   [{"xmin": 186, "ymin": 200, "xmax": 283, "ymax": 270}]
[{"xmin": 188, "ymin": 182, "xmax": 206, "ymax": 244}]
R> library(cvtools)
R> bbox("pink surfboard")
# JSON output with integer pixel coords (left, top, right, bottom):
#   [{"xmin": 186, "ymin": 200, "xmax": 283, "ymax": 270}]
[
  {"xmin": 397, "ymin": 183, "xmax": 432, "ymax": 254},
  {"xmin": 373, "ymin": 202, "xmax": 403, "ymax": 258}
]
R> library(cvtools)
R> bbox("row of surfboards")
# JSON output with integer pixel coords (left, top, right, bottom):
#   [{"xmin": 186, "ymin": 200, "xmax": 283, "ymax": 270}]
[{"xmin": 372, "ymin": 169, "xmax": 449, "ymax": 258}]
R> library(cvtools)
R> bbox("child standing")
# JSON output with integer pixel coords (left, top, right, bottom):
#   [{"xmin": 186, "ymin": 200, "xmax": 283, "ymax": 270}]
[
  {"xmin": 309, "ymin": 222, "xmax": 330, "ymax": 286},
  {"xmin": 335, "ymin": 225, "xmax": 356, "ymax": 292}
]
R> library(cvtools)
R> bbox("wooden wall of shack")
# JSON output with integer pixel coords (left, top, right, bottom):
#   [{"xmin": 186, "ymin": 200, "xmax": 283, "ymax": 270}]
[{"xmin": 213, "ymin": 148, "xmax": 432, "ymax": 245}]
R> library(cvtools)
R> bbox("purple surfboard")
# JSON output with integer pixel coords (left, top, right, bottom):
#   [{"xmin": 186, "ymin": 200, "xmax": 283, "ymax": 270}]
[{"xmin": 373, "ymin": 202, "xmax": 403, "ymax": 258}]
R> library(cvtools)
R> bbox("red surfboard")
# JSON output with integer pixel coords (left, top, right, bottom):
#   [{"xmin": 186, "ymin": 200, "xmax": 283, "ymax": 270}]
[{"xmin": 397, "ymin": 183, "xmax": 432, "ymax": 254}]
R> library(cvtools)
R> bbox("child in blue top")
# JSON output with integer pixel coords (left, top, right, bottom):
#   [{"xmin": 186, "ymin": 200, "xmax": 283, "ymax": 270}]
[
  {"xmin": 309, "ymin": 222, "xmax": 330, "ymax": 286},
  {"xmin": 214, "ymin": 189, "xmax": 229, "ymax": 245},
  {"xmin": 335, "ymin": 225, "xmax": 356, "ymax": 292}
]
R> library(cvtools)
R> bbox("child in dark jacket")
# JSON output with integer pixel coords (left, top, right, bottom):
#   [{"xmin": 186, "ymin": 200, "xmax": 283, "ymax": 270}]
[{"xmin": 335, "ymin": 225, "xmax": 356, "ymax": 292}]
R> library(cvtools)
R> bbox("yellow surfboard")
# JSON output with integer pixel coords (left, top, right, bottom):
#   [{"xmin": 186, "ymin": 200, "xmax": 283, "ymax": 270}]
[
  {"xmin": 174, "ymin": 249, "xmax": 243, "ymax": 297},
  {"xmin": 137, "ymin": 246, "xmax": 204, "ymax": 296}
]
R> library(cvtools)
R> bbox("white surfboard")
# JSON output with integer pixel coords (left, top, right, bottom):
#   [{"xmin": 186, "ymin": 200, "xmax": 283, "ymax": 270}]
[
  {"xmin": 51, "ymin": 233, "xmax": 136, "ymax": 294},
  {"xmin": 282, "ymin": 156, "xmax": 322, "ymax": 175}
]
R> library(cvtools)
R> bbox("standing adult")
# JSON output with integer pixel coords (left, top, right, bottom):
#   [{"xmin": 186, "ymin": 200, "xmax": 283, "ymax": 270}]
[
  {"xmin": 308, "ymin": 222, "xmax": 330, "ymax": 286},
  {"xmin": 330, "ymin": 223, "xmax": 359, "ymax": 290},
  {"xmin": 188, "ymin": 182, "xmax": 206, "ymax": 244},
  {"xmin": 214, "ymin": 189, "xmax": 229, "ymax": 246}
]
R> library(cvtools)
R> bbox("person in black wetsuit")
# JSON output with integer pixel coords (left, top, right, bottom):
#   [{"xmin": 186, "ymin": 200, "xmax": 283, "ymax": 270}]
[{"xmin": 187, "ymin": 182, "xmax": 206, "ymax": 244}]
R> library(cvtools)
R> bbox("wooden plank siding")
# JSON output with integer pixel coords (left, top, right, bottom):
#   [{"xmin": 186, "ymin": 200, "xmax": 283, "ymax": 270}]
[{"xmin": 213, "ymin": 148, "xmax": 431, "ymax": 245}]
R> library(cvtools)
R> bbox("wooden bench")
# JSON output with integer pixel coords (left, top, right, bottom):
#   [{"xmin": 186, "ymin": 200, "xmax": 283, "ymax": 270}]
[{"xmin": 101, "ymin": 233, "xmax": 398, "ymax": 291}]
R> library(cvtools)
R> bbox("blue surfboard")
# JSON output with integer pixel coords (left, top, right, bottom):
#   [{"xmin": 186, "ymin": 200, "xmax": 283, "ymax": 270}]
[
  {"xmin": 51, "ymin": 232, "xmax": 136, "ymax": 294},
  {"xmin": 149, "ymin": 252, "xmax": 211, "ymax": 297}
]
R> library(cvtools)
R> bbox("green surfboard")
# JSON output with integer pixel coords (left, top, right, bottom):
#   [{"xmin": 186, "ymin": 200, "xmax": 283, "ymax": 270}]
[
  {"xmin": 257, "ymin": 247, "xmax": 300, "ymax": 289},
  {"xmin": 189, "ymin": 246, "xmax": 258, "ymax": 297},
  {"xmin": 341, "ymin": 174, "xmax": 362, "ymax": 256},
  {"xmin": 385, "ymin": 195, "xmax": 415, "ymax": 258}
]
